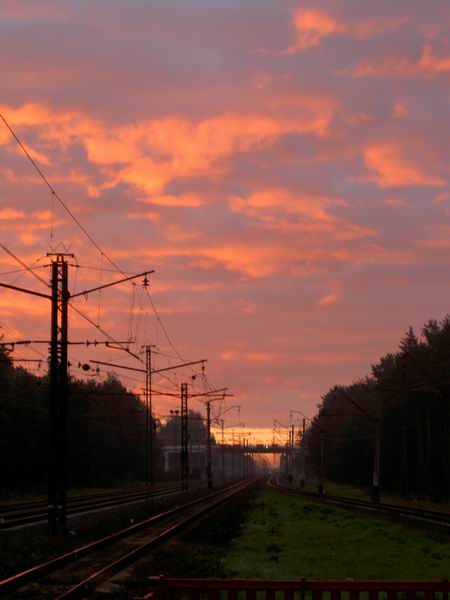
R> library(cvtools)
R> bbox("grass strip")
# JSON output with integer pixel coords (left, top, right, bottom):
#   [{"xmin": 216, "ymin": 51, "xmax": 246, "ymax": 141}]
[{"xmin": 222, "ymin": 489, "xmax": 450, "ymax": 580}]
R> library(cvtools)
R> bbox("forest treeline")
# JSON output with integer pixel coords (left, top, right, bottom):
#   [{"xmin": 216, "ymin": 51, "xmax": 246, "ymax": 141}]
[
  {"xmin": 0, "ymin": 348, "xmax": 210, "ymax": 493},
  {"xmin": 305, "ymin": 317, "xmax": 450, "ymax": 501}
]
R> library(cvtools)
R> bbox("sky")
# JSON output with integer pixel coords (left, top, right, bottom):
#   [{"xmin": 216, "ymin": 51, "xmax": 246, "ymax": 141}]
[{"xmin": 1, "ymin": 1, "xmax": 450, "ymax": 442}]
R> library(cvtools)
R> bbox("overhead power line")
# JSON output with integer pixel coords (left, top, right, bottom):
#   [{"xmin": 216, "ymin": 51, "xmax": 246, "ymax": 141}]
[
  {"xmin": 0, "ymin": 243, "xmax": 48, "ymax": 288},
  {"xmin": 0, "ymin": 113, "xmax": 127, "ymax": 278},
  {"xmin": 1, "ymin": 113, "xmax": 193, "ymax": 373},
  {"xmin": 0, "ymin": 112, "xmax": 224, "ymax": 398}
]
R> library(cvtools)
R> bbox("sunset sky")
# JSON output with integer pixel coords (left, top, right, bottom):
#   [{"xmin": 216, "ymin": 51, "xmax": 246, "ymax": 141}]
[{"xmin": 1, "ymin": 1, "xmax": 450, "ymax": 442}]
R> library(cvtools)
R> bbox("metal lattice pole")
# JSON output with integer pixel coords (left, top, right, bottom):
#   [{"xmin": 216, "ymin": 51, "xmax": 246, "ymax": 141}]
[
  {"xmin": 145, "ymin": 345, "xmax": 154, "ymax": 502},
  {"xmin": 48, "ymin": 253, "xmax": 72, "ymax": 534},
  {"xmin": 181, "ymin": 383, "xmax": 189, "ymax": 494},
  {"xmin": 206, "ymin": 400, "xmax": 213, "ymax": 489}
]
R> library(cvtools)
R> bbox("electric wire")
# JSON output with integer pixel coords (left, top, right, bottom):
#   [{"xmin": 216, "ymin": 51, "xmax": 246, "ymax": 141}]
[
  {"xmin": 1, "ymin": 114, "xmax": 187, "ymax": 370},
  {"xmin": 0, "ymin": 113, "xmax": 128, "ymax": 278},
  {"xmin": 0, "ymin": 115, "xmax": 223, "ymax": 414},
  {"xmin": 0, "ymin": 243, "xmax": 48, "ymax": 287}
]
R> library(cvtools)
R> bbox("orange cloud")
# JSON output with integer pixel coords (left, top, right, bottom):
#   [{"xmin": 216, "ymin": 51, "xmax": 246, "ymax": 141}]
[
  {"xmin": 139, "ymin": 194, "xmax": 205, "ymax": 208},
  {"xmin": 344, "ymin": 45, "xmax": 450, "ymax": 79},
  {"xmin": 317, "ymin": 280, "xmax": 341, "ymax": 306},
  {"xmin": 433, "ymin": 193, "xmax": 450, "ymax": 204},
  {"xmin": 0, "ymin": 208, "xmax": 25, "ymax": 219},
  {"xmin": 287, "ymin": 8, "xmax": 406, "ymax": 53},
  {"xmin": 364, "ymin": 143, "xmax": 446, "ymax": 187},
  {"xmin": 296, "ymin": 351, "xmax": 361, "ymax": 364},
  {"xmin": 163, "ymin": 223, "xmax": 200, "ymax": 243},
  {"xmin": 107, "ymin": 111, "xmax": 334, "ymax": 196},
  {"xmin": 199, "ymin": 245, "xmax": 285, "ymax": 278},
  {"xmin": 220, "ymin": 351, "xmax": 275, "ymax": 363},
  {"xmin": 229, "ymin": 189, "xmax": 375, "ymax": 240},
  {"xmin": 1, "ymin": 102, "xmax": 335, "ymax": 202},
  {"xmin": 419, "ymin": 45, "xmax": 450, "ymax": 73},
  {"xmin": 0, "ymin": 291, "xmax": 48, "ymax": 317},
  {"xmin": 318, "ymin": 291, "xmax": 340, "ymax": 306},
  {"xmin": 288, "ymin": 8, "xmax": 346, "ymax": 52}
]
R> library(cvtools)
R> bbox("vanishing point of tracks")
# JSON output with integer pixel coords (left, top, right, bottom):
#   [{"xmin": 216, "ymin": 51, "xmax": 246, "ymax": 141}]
[
  {"xmin": 0, "ymin": 482, "xmax": 198, "ymax": 530},
  {"xmin": 269, "ymin": 477, "xmax": 450, "ymax": 528},
  {"xmin": 0, "ymin": 478, "xmax": 258, "ymax": 599}
]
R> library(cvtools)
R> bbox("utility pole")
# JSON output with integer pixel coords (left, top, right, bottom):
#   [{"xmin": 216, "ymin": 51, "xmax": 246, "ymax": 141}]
[
  {"xmin": 181, "ymin": 382, "xmax": 189, "ymax": 494},
  {"xmin": 144, "ymin": 345, "xmax": 153, "ymax": 502},
  {"xmin": 231, "ymin": 429, "xmax": 235, "ymax": 479},
  {"xmin": 0, "ymin": 259, "xmax": 155, "ymax": 534},
  {"xmin": 221, "ymin": 419, "xmax": 225, "ymax": 483},
  {"xmin": 300, "ymin": 417, "xmax": 306, "ymax": 488},
  {"xmin": 290, "ymin": 409, "xmax": 311, "ymax": 489},
  {"xmin": 372, "ymin": 396, "xmax": 382, "ymax": 502},
  {"xmin": 238, "ymin": 434, "xmax": 243, "ymax": 479},
  {"xmin": 285, "ymin": 430, "xmax": 290, "ymax": 479},
  {"xmin": 290, "ymin": 423, "xmax": 294, "ymax": 483},
  {"xmin": 205, "ymin": 400, "xmax": 212, "ymax": 489},
  {"xmin": 189, "ymin": 389, "xmax": 229, "ymax": 490},
  {"xmin": 90, "ymin": 357, "xmax": 207, "ymax": 495},
  {"xmin": 48, "ymin": 253, "xmax": 72, "ymax": 534},
  {"xmin": 318, "ymin": 414, "xmax": 325, "ymax": 494},
  {"xmin": 216, "ymin": 404, "xmax": 239, "ymax": 483}
]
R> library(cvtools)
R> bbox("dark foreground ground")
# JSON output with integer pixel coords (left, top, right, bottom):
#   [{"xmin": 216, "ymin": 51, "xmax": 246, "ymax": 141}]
[
  {"xmin": 2, "ymin": 482, "xmax": 450, "ymax": 598},
  {"xmin": 123, "ymin": 484, "xmax": 450, "ymax": 595}
]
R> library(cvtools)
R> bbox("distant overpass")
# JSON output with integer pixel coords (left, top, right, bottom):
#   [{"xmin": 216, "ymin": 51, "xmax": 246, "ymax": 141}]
[{"xmin": 243, "ymin": 443, "xmax": 289, "ymax": 454}]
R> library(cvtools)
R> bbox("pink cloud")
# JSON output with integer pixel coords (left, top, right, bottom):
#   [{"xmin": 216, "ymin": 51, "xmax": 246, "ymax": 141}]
[
  {"xmin": 433, "ymin": 193, "xmax": 450, "ymax": 204},
  {"xmin": 419, "ymin": 45, "xmax": 450, "ymax": 73},
  {"xmin": 317, "ymin": 280, "xmax": 342, "ymax": 307},
  {"xmin": 229, "ymin": 189, "xmax": 375, "ymax": 240},
  {"xmin": 344, "ymin": 45, "xmax": 450, "ymax": 79},
  {"xmin": 0, "ymin": 208, "xmax": 25, "ymax": 219},
  {"xmin": 288, "ymin": 8, "xmax": 347, "ymax": 52},
  {"xmin": 286, "ymin": 7, "xmax": 407, "ymax": 53},
  {"xmin": 221, "ymin": 351, "xmax": 275, "ymax": 363},
  {"xmin": 1, "ymin": 102, "xmax": 336, "ymax": 204},
  {"xmin": 364, "ymin": 143, "xmax": 446, "ymax": 187},
  {"xmin": 318, "ymin": 290, "xmax": 341, "ymax": 306},
  {"xmin": 140, "ymin": 194, "xmax": 205, "ymax": 208}
]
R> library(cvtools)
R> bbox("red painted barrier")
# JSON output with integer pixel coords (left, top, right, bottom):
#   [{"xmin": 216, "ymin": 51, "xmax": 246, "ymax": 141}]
[{"xmin": 136, "ymin": 577, "xmax": 450, "ymax": 600}]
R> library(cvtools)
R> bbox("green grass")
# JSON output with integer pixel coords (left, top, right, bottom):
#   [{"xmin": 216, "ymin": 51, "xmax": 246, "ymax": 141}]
[{"xmin": 222, "ymin": 489, "xmax": 450, "ymax": 580}]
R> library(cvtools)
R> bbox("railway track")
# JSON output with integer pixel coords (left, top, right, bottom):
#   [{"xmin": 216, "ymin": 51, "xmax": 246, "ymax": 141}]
[
  {"xmin": 0, "ymin": 481, "xmax": 200, "ymax": 530},
  {"xmin": 0, "ymin": 478, "xmax": 258, "ymax": 599},
  {"xmin": 268, "ymin": 477, "xmax": 450, "ymax": 527}
]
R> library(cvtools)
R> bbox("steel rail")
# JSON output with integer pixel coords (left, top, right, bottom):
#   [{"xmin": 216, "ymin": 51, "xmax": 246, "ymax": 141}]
[
  {"xmin": 268, "ymin": 477, "xmax": 450, "ymax": 527},
  {"xmin": 56, "ymin": 478, "xmax": 258, "ymax": 599},
  {"xmin": 0, "ymin": 484, "xmax": 175, "ymax": 515},
  {"xmin": 0, "ymin": 483, "xmax": 192, "ymax": 530},
  {"xmin": 0, "ymin": 481, "xmax": 192, "ymax": 513},
  {"xmin": 0, "ymin": 478, "xmax": 258, "ymax": 597}
]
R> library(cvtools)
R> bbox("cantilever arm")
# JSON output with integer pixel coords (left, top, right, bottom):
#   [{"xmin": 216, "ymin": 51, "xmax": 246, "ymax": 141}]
[
  {"xmin": 0, "ymin": 282, "xmax": 51, "ymax": 299},
  {"xmin": 70, "ymin": 269, "xmax": 155, "ymax": 299}
]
